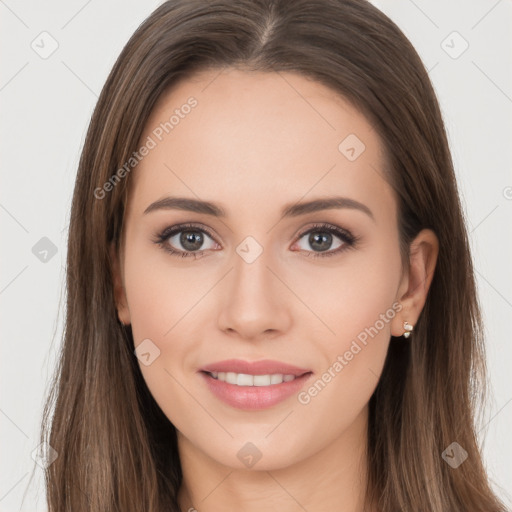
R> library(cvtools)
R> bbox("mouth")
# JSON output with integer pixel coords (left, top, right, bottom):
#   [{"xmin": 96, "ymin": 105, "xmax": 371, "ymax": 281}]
[
  {"xmin": 203, "ymin": 371, "xmax": 305, "ymax": 386},
  {"xmin": 198, "ymin": 359, "xmax": 313, "ymax": 410}
]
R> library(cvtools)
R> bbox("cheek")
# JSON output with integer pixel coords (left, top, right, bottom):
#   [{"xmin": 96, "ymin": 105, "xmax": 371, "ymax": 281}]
[
  {"xmin": 292, "ymin": 239, "xmax": 401, "ymax": 354},
  {"xmin": 123, "ymin": 245, "xmax": 203, "ymax": 342},
  {"xmin": 122, "ymin": 247, "xmax": 210, "ymax": 423},
  {"xmin": 293, "ymin": 239, "xmax": 401, "ymax": 408},
  {"xmin": 293, "ymin": 280, "xmax": 399, "ymax": 446}
]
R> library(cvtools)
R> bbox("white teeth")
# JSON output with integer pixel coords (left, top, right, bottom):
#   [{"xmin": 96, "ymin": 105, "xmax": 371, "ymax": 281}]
[
  {"xmin": 225, "ymin": 372, "xmax": 237, "ymax": 385},
  {"xmin": 270, "ymin": 374, "xmax": 283, "ymax": 385},
  {"xmin": 209, "ymin": 372, "xmax": 297, "ymax": 386},
  {"xmin": 237, "ymin": 373, "xmax": 254, "ymax": 386},
  {"xmin": 253, "ymin": 375, "xmax": 271, "ymax": 386}
]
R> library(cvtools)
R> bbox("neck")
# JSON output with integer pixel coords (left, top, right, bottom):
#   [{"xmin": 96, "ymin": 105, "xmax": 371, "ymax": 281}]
[{"xmin": 177, "ymin": 405, "xmax": 374, "ymax": 512}]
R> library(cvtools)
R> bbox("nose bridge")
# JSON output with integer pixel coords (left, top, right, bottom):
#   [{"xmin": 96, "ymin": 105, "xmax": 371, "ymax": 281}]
[
  {"xmin": 230, "ymin": 235, "xmax": 279, "ymax": 309},
  {"xmin": 216, "ymin": 234, "xmax": 291, "ymax": 338},
  {"xmin": 233, "ymin": 238, "xmax": 273, "ymax": 297}
]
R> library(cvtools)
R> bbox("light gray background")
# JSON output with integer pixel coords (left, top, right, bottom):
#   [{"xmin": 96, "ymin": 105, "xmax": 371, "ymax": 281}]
[{"xmin": 1, "ymin": 1, "xmax": 511, "ymax": 510}]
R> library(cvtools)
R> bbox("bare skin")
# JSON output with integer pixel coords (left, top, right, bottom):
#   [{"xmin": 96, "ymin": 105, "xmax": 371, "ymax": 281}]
[{"xmin": 110, "ymin": 68, "xmax": 438, "ymax": 512}]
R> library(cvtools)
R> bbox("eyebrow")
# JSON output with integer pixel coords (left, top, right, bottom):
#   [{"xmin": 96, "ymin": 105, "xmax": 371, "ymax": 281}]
[{"xmin": 143, "ymin": 195, "xmax": 375, "ymax": 222}]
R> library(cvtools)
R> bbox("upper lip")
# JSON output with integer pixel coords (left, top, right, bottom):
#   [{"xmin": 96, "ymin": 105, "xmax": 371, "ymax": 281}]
[{"xmin": 201, "ymin": 359, "xmax": 312, "ymax": 377}]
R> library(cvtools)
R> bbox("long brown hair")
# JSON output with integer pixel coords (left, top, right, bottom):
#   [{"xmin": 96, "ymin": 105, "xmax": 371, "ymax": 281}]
[{"xmin": 39, "ymin": 0, "xmax": 507, "ymax": 510}]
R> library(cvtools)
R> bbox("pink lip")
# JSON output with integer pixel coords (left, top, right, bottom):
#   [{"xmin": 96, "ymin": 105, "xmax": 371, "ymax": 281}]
[
  {"xmin": 201, "ymin": 359, "xmax": 311, "ymax": 376},
  {"xmin": 199, "ymin": 359, "xmax": 313, "ymax": 410}
]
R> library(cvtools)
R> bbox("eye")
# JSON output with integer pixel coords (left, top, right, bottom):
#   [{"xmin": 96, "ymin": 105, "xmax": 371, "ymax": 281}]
[
  {"xmin": 153, "ymin": 223, "xmax": 219, "ymax": 259},
  {"xmin": 293, "ymin": 222, "xmax": 358, "ymax": 258},
  {"xmin": 153, "ymin": 222, "xmax": 359, "ymax": 260}
]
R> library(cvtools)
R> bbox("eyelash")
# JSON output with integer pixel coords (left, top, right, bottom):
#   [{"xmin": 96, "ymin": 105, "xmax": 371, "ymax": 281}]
[{"xmin": 152, "ymin": 222, "xmax": 359, "ymax": 260}]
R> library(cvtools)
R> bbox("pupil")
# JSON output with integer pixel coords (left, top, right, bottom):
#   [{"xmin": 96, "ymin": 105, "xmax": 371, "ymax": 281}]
[
  {"xmin": 181, "ymin": 231, "xmax": 203, "ymax": 251},
  {"xmin": 310, "ymin": 232, "xmax": 332, "ymax": 252}
]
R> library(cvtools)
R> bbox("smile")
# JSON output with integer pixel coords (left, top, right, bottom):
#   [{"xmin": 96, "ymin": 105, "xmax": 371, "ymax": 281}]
[
  {"xmin": 199, "ymin": 359, "xmax": 313, "ymax": 409},
  {"xmin": 207, "ymin": 371, "xmax": 297, "ymax": 386}
]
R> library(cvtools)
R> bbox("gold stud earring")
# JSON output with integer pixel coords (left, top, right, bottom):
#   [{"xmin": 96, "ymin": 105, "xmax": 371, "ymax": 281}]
[{"xmin": 402, "ymin": 321, "xmax": 414, "ymax": 338}]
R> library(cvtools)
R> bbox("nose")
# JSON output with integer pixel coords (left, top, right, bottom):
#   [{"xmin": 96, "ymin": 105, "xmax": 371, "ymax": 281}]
[{"xmin": 216, "ymin": 247, "xmax": 292, "ymax": 341}]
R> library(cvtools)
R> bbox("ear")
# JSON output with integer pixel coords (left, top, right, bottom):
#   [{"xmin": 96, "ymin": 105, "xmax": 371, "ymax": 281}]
[
  {"xmin": 109, "ymin": 242, "xmax": 131, "ymax": 326},
  {"xmin": 391, "ymin": 228, "xmax": 439, "ymax": 337}
]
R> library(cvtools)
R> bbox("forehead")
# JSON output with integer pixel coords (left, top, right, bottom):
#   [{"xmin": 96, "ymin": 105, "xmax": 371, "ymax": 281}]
[{"xmin": 126, "ymin": 68, "xmax": 395, "ymax": 224}]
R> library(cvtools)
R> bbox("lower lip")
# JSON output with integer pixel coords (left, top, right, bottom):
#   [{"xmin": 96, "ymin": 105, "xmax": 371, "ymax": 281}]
[{"xmin": 200, "ymin": 371, "xmax": 313, "ymax": 410}]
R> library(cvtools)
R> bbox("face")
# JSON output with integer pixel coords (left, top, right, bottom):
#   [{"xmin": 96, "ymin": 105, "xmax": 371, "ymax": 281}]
[{"xmin": 112, "ymin": 68, "xmax": 414, "ymax": 470}]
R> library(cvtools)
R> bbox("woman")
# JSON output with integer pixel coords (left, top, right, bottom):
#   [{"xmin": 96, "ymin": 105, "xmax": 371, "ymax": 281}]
[{"xmin": 39, "ymin": 0, "xmax": 508, "ymax": 510}]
